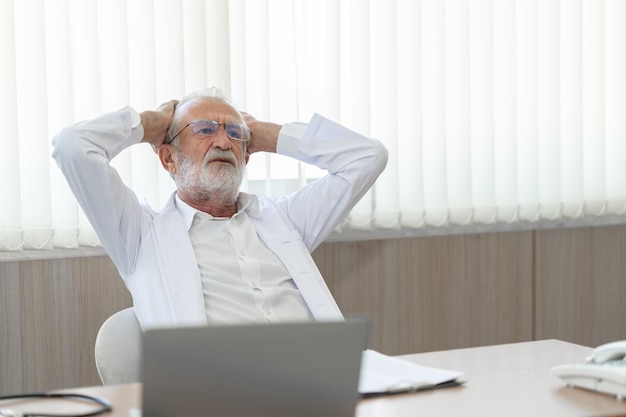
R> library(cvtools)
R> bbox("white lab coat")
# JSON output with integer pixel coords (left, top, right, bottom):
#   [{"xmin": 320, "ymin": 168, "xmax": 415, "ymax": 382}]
[{"xmin": 52, "ymin": 108, "xmax": 388, "ymax": 330}]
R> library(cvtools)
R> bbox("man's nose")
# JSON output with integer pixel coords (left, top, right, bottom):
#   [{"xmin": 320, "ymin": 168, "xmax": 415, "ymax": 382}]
[{"xmin": 212, "ymin": 128, "xmax": 232, "ymax": 149}]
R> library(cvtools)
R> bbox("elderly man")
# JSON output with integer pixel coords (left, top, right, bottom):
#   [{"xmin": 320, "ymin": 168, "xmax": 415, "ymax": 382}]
[{"xmin": 52, "ymin": 88, "xmax": 388, "ymax": 330}]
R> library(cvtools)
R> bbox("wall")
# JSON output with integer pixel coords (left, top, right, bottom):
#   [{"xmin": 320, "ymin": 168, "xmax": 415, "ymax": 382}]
[
  {"xmin": 0, "ymin": 251, "xmax": 132, "ymax": 395},
  {"xmin": 317, "ymin": 225, "xmax": 626, "ymax": 356},
  {"xmin": 2, "ymin": 224, "xmax": 626, "ymax": 395},
  {"xmin": 316, "ymin": 230, "xmax": 534, "ymax": 354}
]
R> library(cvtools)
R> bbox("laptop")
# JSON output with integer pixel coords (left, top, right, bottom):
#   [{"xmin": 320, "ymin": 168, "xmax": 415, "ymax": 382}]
[{"xmin": 141, "ymin": 319, "xmax": 369, "ymax": 417}]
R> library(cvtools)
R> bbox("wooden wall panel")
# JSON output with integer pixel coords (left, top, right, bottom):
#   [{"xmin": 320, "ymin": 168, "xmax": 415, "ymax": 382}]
[
  {"xmin": 313, "ymin": 231, "xmax": 534, "ymax": 355},
  {"xmin": 0, "ymin": 262, "xmax": 23, "ymax": 394},
  {"xmin": 4, "ymin": 224, "xmax": 626, "ymax": 395},
  {"xmin": 535, "ymin": 225, "xmax": 626, "ymax": 347},
  {"xmin": 459, "ymin": 232, "xmax": 534, "ymax": 347},
  {"xmin": 0, "ymin": 256, "xmax": 131, "ymax": 395}
]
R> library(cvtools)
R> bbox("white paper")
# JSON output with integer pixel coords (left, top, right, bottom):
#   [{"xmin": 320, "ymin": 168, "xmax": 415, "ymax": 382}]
[{"xmin": 358, "ymin": 349, "xmax": 464, "ymax": 395}]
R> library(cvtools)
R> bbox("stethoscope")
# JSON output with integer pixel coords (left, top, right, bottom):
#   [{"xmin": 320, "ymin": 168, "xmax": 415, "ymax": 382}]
[{"xmin": 0, "ymin": 392, "xmax": 112, "ymax": 417}]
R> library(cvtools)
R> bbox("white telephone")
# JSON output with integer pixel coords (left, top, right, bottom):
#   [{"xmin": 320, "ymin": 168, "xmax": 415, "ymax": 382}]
[{"xmin": 552, "ymin": 340, "xmax": 626, "ymax": 400}]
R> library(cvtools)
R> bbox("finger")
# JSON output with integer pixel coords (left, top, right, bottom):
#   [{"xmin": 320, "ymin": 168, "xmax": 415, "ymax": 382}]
[
  {"xmin": 241, "ymin": 112, "xmax": 256, "ymax": 123},
  {"xmin": 156, "ymin": 99, "xmax": 179, "ymax": 113}
]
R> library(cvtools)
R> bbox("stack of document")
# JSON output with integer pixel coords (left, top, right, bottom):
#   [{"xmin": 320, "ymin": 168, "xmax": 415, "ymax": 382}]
[{"xmin": 359, "ymin": 349, "xmax": 465, "ymax": 397}]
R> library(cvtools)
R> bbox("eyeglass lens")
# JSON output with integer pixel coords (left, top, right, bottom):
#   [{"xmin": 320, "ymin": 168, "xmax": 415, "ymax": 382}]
[{"xmin": 191, "ymin": 120, "xmax": 247, "ymax": 141}]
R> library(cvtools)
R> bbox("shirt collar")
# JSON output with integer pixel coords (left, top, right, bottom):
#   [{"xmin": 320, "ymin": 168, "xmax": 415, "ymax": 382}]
[{"xmin": 175, "ymin": 192, "xmax": 260, "ymax": 231}]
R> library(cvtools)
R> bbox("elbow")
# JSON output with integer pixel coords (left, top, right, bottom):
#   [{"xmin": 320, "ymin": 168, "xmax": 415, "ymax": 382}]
[
  {"xmin": 52, "ymin": 125, "xmax": 108, "ymax": 170},
  {"xmin": 371, "ymin": 138, "xmax": 389, "ymax": 174},
  {"xmin": 51, "ymin": 126, "xmax": 82, "ymax": 164}
]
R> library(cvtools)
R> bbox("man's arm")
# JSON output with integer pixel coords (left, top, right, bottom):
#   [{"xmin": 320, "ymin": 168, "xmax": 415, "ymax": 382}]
[
  {"xmin": 51, "ymin": 102, "xmax": 176, "ymax": 275},
  {"xmin": 260, "ymin": 113, "xmax": 389, "ymax": 251}
]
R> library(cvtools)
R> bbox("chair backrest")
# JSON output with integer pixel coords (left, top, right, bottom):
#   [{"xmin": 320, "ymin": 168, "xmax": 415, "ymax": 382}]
[{"xmin": 94, "ymin": 307, "xmax": 142, "ymax": 385}]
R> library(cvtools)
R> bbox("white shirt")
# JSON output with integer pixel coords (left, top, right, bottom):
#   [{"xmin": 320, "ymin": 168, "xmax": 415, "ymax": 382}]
[{"xmin": 176, "ymin": 194, "xmax": 313, "ymax": 324}]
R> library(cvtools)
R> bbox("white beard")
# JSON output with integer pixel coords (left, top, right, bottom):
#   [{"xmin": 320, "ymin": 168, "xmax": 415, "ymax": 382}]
[{"xmin": 175, "ymin": 148, "xmax": 245, "ymax": 205}]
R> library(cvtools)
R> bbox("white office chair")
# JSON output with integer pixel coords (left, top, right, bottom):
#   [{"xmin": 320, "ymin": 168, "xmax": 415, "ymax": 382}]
[{"xmin": 94, "ymin": 307, "xmax": 142, "ymax": 385}]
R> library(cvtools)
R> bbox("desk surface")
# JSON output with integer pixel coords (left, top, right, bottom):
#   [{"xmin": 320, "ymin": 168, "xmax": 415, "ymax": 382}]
[
  {"xmin": 3, "ymin": 340, "xmax": 626, "ymax": 416},
  {"xmin": 358, "ymin": 339, "xmax": 626, "ymax": 416}
]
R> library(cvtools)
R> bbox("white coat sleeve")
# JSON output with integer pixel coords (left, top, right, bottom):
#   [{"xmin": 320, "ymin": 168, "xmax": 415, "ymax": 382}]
[
  {"xmin": 51, "ymin": 107, "xmax": 148, "ymax": 276},
  {"xmin": 274, "ymin": 113, "xmax": 388, "ymax": 251}
]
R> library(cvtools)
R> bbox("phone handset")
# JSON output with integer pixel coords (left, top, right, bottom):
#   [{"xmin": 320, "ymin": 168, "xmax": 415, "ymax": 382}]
[{"xmin": 587, "ymin": 340, "xmax": 626, "ymax": 364}]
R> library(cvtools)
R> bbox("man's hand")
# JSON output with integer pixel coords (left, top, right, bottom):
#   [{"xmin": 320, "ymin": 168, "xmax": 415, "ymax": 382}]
[
  {"xmin": 140, "ymin": 100, "xmax": 179, "ymax": 152},
  {"xmin": 242, "ymin": 112, "xmax": 280, "ymax": 156}
]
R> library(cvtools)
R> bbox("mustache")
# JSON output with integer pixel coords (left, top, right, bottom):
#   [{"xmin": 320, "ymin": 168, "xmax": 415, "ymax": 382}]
[{"xmin": 202, "ymin": 149, "xmax": 239, "ymax": 167}]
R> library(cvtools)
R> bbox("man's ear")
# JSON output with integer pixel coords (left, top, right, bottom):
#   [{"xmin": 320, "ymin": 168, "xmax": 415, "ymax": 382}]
[{"xmin": 159, "ymin": 145, "xmax": 176, "ymax": 174}]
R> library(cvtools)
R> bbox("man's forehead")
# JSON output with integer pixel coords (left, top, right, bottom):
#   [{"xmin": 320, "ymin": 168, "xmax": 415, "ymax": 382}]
[{"xmin": 184, "ymin": 97, "xmax": 240, "ymax": 120}]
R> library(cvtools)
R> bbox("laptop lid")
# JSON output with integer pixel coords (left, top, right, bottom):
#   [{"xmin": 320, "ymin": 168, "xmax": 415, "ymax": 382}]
[{"xmin": 141, "ymin": 319, "xmax": 369, "ymax": 417}]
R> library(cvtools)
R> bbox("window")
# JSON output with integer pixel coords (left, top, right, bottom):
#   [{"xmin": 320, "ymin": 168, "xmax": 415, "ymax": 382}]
[{"xmin": 2, "ymin": 0, "xmax": 625, "ymax": 251}]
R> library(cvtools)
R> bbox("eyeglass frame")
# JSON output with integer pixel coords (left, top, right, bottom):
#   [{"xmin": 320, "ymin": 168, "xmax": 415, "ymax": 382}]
[{"xmin": 165, "ymin": 119, "xmax": 251, "ymax": 145}]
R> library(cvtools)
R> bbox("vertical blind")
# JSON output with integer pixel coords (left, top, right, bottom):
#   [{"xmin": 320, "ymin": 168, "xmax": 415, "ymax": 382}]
[{"xmin": 1, "ymin": 0, "xmax": 625, "ymax": 251}]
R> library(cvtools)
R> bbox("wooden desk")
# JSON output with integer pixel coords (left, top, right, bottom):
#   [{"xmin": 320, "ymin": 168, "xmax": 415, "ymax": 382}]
[
  {"xmin": 2, "ymin": 340, "xmax": 626, "ymax": 416},
  {"xmin": 358, "ymin": 339, "xmax": 626, "ymax": 416}
]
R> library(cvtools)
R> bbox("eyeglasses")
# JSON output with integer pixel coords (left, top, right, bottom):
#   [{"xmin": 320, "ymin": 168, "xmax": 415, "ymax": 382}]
[{"xmin": 167, "ymin": 119, "xmax": 251, "ymax": 144}]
